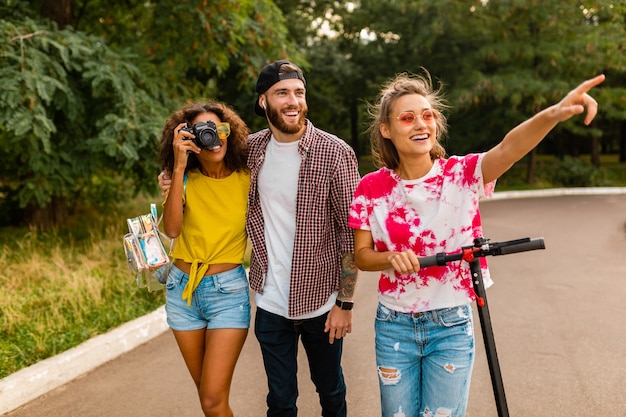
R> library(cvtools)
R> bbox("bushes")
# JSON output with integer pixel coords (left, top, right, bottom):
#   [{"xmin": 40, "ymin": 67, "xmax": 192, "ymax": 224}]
[
  {"xmin": 497, "ymin": 155, "xmax": 620, "ymax": 189},
  {"xmin": 551, "ymin": 157, "xmax": 611, "ymax": 187}
]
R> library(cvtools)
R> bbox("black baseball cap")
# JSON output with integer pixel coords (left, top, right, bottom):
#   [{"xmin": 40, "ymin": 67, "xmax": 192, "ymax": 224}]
[{"xmin": 254, "ymin": 60, "xmax": 306, "ymax": 117}]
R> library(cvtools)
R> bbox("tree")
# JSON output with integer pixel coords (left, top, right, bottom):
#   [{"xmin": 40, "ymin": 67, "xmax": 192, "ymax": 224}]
[
  {"xmin": 0, "ymin": 0, "xmax": 296, "ymax": 227},
  {"xmin": 446, "ymin": 1, "xmax": 626, "ymax": 177},
  {"xmin": 312, "ymin": 0, "xmax": 626, "ymax": 178},
  {"xmin": 67, "ymin": 0, "xmax": 297, "ymax": 120},
  {"xmin": 0, "ymin": 7, "xmax": 168, "ymax": 226}
]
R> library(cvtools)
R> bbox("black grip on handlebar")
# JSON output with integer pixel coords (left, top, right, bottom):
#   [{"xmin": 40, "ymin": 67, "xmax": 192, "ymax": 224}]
[
  {"xmin": 418, "ymin": 255, "xmax": 439, "ymax": 268},
  {"xmin": 498, "ymin": 237, "xmax": 545, "ymax": 255},
  {"xmin": 418, "ymin": 237, "xmax": 546, "ymax": 268},
  {"xmin": 419, "ymin": 252, "xmax": 455, "ymax": 268}
]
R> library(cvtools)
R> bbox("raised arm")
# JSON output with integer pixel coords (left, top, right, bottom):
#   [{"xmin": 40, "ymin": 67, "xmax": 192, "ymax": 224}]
[
  {"xmin": 481, "ymin": 74, "xmax": 605, "ymax": 184},
  {"xmin": 162, "ymin": 166, "xmax": 185, "ymax": 239},
  {"xmin": 162, "ymin": 123, "xmax": 199, "ymax": 238}
]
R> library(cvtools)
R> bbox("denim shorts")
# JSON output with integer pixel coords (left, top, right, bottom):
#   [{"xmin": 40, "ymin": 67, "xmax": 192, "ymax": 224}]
[{"xmin": 165, "ymin": 264, "xmax": 251, "ymax": 331}]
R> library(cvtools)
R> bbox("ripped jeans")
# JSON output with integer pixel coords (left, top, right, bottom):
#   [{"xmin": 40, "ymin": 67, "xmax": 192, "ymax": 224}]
[{"xmin": 374, "ymin": 303, "xmax": 475, "ymax": 417}]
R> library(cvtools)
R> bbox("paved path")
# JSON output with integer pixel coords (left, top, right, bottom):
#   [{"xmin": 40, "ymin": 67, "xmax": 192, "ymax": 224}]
[{"xmin": 4, "ymin": 193, "xmax": 626, "ymax": 416}]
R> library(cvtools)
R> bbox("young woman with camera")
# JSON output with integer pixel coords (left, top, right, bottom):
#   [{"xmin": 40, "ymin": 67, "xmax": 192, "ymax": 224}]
[{"xmin": 157, "ymin": 101, "xmax": 250, "ymax": 417}]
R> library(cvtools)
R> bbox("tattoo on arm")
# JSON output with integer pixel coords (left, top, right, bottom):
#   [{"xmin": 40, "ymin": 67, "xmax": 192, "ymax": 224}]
[{"xmin": 338, "ymin": 252, "xmax": 358, "ymax": 300}]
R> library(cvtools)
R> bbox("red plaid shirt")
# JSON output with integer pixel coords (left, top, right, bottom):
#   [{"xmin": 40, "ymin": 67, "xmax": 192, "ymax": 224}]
[{"xmin": 246, "ymin": 120, "xmax": 360, "ymax": 317}]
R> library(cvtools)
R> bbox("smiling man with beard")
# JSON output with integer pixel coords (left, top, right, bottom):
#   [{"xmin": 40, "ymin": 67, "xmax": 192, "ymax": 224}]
[{"xmin": 247, "ymin": 60, "xmax": 361, "ymax": 417}]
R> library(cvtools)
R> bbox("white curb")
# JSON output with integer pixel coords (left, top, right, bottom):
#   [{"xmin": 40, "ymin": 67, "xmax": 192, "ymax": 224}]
[
  {"xmin": 488, "ymin": 186, "xmax": 626, "ymax": 200},
  {"xmin": 2, "ymin": 187, "xmax": 626, "ymax": 415},
  {"xmin": 0, "ymin": 306, "xmax": 168, "ymax": 415}
]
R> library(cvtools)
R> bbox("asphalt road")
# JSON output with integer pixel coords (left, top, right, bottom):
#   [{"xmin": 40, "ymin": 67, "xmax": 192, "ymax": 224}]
[{"xmin": 5, "ymin": 194, "xmax": 626, "ymax": 417}]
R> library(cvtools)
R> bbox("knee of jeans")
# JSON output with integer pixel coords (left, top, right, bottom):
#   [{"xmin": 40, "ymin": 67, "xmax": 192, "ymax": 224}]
[
  {"xmin": 422, "ymin": 406, "xmax": 453, "ymax": 417},
  {"xmin": 377, "ymin": 366, "xmax": 401, "ymax": 385}
]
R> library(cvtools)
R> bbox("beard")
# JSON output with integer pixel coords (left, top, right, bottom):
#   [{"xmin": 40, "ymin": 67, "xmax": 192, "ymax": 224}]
[{"xmin": 266, "ymin": 102, "xmax": 308, "ymax": 134}]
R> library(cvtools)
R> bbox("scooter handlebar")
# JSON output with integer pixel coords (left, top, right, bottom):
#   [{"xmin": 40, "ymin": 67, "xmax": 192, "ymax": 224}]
[
  {"xmin": 418, "ymin": 254, "xmax": 445, "ymax": 268},
  {"xmin": 498, "ymin": 237, "xmax": 545, "ymax": 255},
  {"xmin": 417, "ymin": 237, "xmax": 546, "ymax": 268}
]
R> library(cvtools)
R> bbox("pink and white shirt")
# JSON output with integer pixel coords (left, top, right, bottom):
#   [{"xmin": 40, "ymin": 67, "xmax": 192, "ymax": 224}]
[{"xmin": 348, "ymin": 154, "xmax": 496, "ymax": 313}]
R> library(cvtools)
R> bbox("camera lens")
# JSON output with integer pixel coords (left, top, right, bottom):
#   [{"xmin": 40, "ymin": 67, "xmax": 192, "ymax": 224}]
[
  {"xmin": 192, "ymin": 121, "xmax": 221, "ymax": 150},
  {"xmin": 198, "ymin": 129, "xmax": 217, "ymax": 146}
]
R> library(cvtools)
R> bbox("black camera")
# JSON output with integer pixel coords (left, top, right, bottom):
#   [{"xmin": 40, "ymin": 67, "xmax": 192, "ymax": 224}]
[{"xmin": 180, "ymin": 121, "xmax": 221, "ymax": 150}]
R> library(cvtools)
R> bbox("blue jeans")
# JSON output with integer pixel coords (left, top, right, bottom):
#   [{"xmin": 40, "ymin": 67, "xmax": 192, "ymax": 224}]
[
  {"xmin": 165, "ymin": 264, "xmax": 250, "ymax": 331},
  {"xmin": 375, "ymin": 303, "xmax": 475, "ymax": 417},
  {"xmin": 254, "ymin": 308, "xmax": 347, "ymax": 417}
]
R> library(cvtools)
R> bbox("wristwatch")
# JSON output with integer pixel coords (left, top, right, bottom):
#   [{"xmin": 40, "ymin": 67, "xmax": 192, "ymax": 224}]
[{"xmin": 335, "ymin": 299, "xmax": 354, "ymax": 310}]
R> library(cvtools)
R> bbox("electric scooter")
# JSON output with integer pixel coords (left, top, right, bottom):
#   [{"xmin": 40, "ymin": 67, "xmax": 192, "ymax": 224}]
[{"xmin": 418, "ymin": 237, "xmax": 546, "ymax": 417}]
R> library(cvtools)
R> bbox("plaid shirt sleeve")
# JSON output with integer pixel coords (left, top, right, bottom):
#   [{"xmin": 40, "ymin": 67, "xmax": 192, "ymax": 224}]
[
  {"xmin": 330, "ymin": 140, "xmax": 361, "ymax": 255},
  {"xmin": 288, "ymin": 122, "xmax": 361, "ymax": 316},
  {"xmin": 245, "ymin": 129, "xmax": 271, "ymax": 296}
]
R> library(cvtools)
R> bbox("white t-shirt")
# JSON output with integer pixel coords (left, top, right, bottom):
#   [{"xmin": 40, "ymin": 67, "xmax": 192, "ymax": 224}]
[
  {"xmin": 348, "ymin": 154, "xmax": 496, "ymax": 313},
  {"xmin": 255, "ymin": 136, "xmax": 336, "ymax": 319}
]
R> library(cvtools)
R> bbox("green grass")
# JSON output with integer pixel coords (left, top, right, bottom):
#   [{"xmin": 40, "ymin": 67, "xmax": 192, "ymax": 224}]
[{"xmin": 0, "ymin": 196, "xmax": 165, "ymax": 379}]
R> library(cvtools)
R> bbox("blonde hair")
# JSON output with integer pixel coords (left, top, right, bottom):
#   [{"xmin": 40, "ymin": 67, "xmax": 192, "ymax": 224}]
[{"xmin": 368, "ymin": 70, "xmax": 448, "ymax": 169}]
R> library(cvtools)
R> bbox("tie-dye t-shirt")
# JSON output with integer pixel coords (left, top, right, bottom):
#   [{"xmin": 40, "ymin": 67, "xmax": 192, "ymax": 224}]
[{"xmin": 348, "ymin": 154, "xmax": 496, "ymax": 313}]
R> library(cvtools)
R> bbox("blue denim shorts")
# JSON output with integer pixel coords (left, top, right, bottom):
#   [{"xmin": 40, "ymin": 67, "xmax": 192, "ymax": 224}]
[{"xmin": 165, "ymin": 264, "xmax": 251, "ymax": 331}]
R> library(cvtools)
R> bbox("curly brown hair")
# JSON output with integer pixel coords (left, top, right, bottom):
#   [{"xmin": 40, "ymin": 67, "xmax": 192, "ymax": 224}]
[
  {"xmin": 158, "ymin": 101, "xmax": 249, "ymax": 175},
  {"xmin": 368, "ymin": 70, "xmax": 449, "ymax": 169}
]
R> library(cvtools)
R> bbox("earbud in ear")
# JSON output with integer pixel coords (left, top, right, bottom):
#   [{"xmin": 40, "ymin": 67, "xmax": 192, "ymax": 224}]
[{"xmin": 261, "ymin": 103, "xmax": 266, "ymax": 110}]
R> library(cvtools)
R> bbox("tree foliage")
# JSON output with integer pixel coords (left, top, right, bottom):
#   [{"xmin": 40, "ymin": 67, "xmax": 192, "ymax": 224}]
[
  {"xmin": 445, "ymin": 1, "xmax": 626, "ymax": 156},
  {"xmin": 307, "ymin": 1, "xmax": 625, "ymax": 159},
  {"xmin": 0, "ymin": 6, "xmax": 168, "ymax": 226},
  {"xmin": 1, "ymin": 0, "xmax": 625, "ymax": 227},
  {"xmin": 0, "ymin": 0, "xmax": 296, "ymax": 227},
  {"xmin": 69, "ymin": 0, "xmax": 294, "ymax": 93}
]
